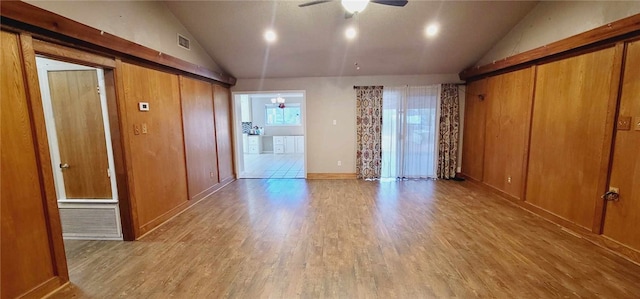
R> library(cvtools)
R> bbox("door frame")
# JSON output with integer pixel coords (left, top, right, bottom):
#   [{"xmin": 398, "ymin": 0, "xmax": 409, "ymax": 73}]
[
  {"xmin": 30, "ymin": 39, "xmax": 135, "ymax": 241},
  {"xmin": 231, "ymin": 90, "xmax": 307, "ymax": 179},
  {"xmin": 36, "ymin": 57, "xmax": 119, "ymax": 203}
]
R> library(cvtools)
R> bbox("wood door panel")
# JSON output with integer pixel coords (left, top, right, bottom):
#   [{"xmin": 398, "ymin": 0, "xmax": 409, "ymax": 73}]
[
  {"xmin": 48, "ymin": 70, "xmax": 111, "ymax": 198},
  {"xmin": 603, "ymin": 40, "xmax": 640, "ymax": 251},
  {"xmin": 1, "ymin": 30, "xmax": 56, "ymax": 299},
  {"xmin": 461, "ymin": 79, "xmax": 487, "ymax": 181},
  {"xmin": 120, "ymin": 63, "xmax": 188, "ymax": 227},
  {"xmin": 213, "ymin": 84, "xmax": 234, "ymax": 182},
  {"xmin": 180, "ymin": 76, "xmax": 219, "ymax": 200},
  {"xmin": 483, "ymin": 68, "xmax": 534, "ymax": 199},
  {"xmin": 526, "ymin": 47, "xmax": 618, "ymax": 229}
]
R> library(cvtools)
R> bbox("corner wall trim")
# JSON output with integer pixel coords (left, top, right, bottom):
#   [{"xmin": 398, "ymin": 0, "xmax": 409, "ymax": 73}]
[{"xmin": 459, "ymin": 13, "xmax": 640, "ymax": 80}]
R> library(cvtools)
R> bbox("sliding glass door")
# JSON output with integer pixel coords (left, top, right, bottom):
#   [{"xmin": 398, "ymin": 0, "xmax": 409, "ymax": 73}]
[{"xmin": 381, "ymin": 86, "xmax": 439, "ymax": 179}]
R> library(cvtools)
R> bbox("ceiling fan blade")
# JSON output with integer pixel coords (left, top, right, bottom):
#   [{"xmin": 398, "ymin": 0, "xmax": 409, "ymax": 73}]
[
  {"xmin": 370, "ymin": 0, "xmax": 408, "ymax": 7},
  {"xmin": 298, "ymin": 0, "xmax": 333, "ymax": 7}
]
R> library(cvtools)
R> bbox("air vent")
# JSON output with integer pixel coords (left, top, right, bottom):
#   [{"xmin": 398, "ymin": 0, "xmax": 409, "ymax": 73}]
[
  {"xmin": 59, "ymin": 205, "xmax": 122, "ymax": 239},
  {"xmin": 178, "ymin": 33, "xmax": 191, "ymax": 50}
]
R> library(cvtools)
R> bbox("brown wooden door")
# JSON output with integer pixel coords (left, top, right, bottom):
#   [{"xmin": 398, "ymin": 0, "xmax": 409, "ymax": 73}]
[
  {"xmin": 525, "ymin": 46, "xmax": 622, "ymax": 230},
  {"xmin": 461, "ymin": 78, "xmax": 487, "ymax": 181},
  {"xmin": 48, "ymin": 70, "xmax": 111, "ymax": 199},
  {"xmin": 602, "ymin": 40, "xmax": 640, "ymax": 251},
  {"xmin": 180, "ymin": 76, "xmax": 220, "ymax": 200},
  {"xmin": 213, "ymin": 84, "xmax": 235, "ymax": 182},
  {"xmin": 483, "ymin": 68, "xmax": 534, "ymax": 199},
  {"xmin": 1, "ymin": 30, "xmax": 60, "ymax": 299}
]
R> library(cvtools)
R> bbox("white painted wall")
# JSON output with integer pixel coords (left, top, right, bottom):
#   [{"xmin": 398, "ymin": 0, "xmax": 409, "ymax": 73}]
[
  {"xmin": 478, "ymin": 1, "xmax": 640, "ymax": 65},
  {"xmin": 25, "ymin": 0, "xmax": 222, "ymax": 72},
  {"xmin": 233, "ymin": 74, "xmax": 462, "ymax": 174}
]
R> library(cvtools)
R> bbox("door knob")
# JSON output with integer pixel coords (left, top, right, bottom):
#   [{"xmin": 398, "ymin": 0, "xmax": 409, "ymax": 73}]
[
  {"xmin": 59, "ymin": 163, "xmax": 70, "ymax": 169},
  {"xmin": 602, "ymin": 190, "xmax": 620, "ymax": 202}
]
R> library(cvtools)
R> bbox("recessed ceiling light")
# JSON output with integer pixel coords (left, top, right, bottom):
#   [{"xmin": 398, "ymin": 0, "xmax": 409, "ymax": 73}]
[
  {"xmin": 264, "ymin": 30, "xmax": 277, "ymax": 43},
  {"xmin": 345, "ymin": 27, "xmax": 357, "ymax": 40},
  {"xmin": 425, "ymin": 24, "xmax": 439, "ymax": 37}
]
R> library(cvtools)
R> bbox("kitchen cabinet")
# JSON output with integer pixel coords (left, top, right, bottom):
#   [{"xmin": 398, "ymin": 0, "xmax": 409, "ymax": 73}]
[
  {"xmin": 247, "ymin": 135, "xmax": 262, "ymax": 154},
  {"xmin": 295, "ymin": 136, "xmax": 305, "ymax": 153},
  {"xmin": 273, "ymin": 135, "xmax": 304, "ymax": 154},
  {"xmin": 285, "ymin": 136, "xmax": 296, "ymax": 153},
  {"xmin": 273, "ymin": 136, "xmax": 284, "ymax": 153}
]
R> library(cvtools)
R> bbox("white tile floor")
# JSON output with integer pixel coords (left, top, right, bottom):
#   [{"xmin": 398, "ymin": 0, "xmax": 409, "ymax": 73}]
[{"xmin": 242, "ymin": 153, "xmax": 305, "ymax": 179}]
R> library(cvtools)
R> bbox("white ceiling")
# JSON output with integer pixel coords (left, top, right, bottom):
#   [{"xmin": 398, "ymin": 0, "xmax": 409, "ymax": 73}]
[{"xmin": 164, "ymin": 1, "xmax": 537, "ymax": 79}]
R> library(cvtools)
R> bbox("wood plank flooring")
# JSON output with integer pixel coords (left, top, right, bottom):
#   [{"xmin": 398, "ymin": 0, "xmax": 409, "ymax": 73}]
[{"xmin": 52, "ymin": 179, "xmax": 640, "ymax": 298}]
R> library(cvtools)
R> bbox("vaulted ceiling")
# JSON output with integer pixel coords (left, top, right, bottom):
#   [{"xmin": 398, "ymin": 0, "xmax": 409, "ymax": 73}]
[{"xmin": 164, "ymin": 1, "xmax": 537, "ymax": 79}]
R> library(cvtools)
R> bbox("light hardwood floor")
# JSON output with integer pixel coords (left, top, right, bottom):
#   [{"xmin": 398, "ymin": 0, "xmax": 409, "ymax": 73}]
[{"xmin": 52, "ymin": 179, "xmax": 640, "ymax": 298}]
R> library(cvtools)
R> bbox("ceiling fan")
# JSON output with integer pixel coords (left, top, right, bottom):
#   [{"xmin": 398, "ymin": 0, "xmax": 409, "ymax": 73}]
[{"xmin": 299, "ymin": 0, "xmax": 408, "ymax": 18}]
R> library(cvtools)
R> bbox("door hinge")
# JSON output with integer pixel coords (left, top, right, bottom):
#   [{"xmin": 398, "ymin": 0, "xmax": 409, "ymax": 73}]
[{"xmin": 107, "ymin": 168, "xmax": 111, "ymax": 178}]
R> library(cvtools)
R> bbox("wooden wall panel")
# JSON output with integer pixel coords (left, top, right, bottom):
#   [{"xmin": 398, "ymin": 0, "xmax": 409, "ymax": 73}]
[
  {"xmin": 461, "ymin": 79, "xmax": 487, "ymax": 181},
  {"xmin": 526, "ymin": 46, "xmax": 619, "ymax": 229},
  {"xmin": 213, "ymin": 84, "xmax": 235, "ymax": 183},
  {"xmin": 603, "ymin": 40, "xmax": 640, "ymax": 251},
  {"xmin": 483, "ymin": 68, "xmax": 534, "ymax": 199},
  {"xmin": 180, "ymin": 76, "xmax": 220, "ymax": 201},
  {"xmin": 119, "ymin": 62, "xmax": 189, "ymax": 234},
  {"xmin": 1, "ymin": 30, "xmax": 57, "ymax": 299}
]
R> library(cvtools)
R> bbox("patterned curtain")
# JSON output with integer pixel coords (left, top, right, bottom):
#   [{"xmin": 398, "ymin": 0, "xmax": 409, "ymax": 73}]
[
  {"xmin": 356, "ymin": 86, "xmax": 383, "ymax": 180},
  {"xmin": 437, "ymin": 84, "xmax": 460, "ymax": 179}
]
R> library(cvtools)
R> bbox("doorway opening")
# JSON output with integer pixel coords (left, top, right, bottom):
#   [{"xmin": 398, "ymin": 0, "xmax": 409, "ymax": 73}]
[
  {"xmin": 232, "ymin": 91, "xmax": 306, "ymax": 179},
  {"xmin": 35, "ymin": 57, "xmax": 123, "ymax": 240}
]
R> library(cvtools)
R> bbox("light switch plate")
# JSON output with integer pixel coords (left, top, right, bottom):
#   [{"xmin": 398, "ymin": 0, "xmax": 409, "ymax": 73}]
[
  {"xmin": 138, "ymin": 102, "xmax": 150, "ymax": 111},
  {"xmin": 617, "ymin": 116, "xmax": 631, "ymax": 131}
]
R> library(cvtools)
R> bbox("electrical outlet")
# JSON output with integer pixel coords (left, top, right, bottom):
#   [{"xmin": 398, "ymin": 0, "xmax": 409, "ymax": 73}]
[
  {"xmin": 210, "ymin": 172, "xmax": 215, "ymax": 178},
  {"xmin": 133, "ymin": 124, "xmax": 141, "ymax": 135},
  {"xmin": 634, "ymin": 116, "xmax": 640, "ymax": 131},
  {"xmin": 507, "ymin": 176, "xmax": 512, "ymax": 184},
  {"xmin": 142, "ymin": 123, "xmax": 148, "ymax": 134},
  {"xmin": 337, "ymin": 160, "xmax": 342, "ymax": 166},
  {"xmin": 333, "ymin": 120, "xmax": 337, "ymax": 125}
]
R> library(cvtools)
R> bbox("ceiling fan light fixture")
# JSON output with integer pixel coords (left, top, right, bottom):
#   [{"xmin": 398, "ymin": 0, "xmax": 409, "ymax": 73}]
[{"xmin": 341, "ymin": 0, "xmax": 369, "ymax": 14}]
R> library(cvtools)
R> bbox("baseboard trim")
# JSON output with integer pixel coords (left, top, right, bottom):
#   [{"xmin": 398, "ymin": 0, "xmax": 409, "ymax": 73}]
[
  {"xmin": 459, "ymin": 174, "xmax": 640, "ymax": 266},
  {"xmin": 307, "ymin": 173, "xmax": 357, "ymax": 180},
  {"xmin": 20, "ymin": 276, "xmax": 66, "ymax": 299}
]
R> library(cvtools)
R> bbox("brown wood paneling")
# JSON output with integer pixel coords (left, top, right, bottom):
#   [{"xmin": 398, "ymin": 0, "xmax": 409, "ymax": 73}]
[
  {"xmin": 461, "ymin": 79, "xmax": 487, "ymax": 181},
  {"xmin": 459, "ymin": 13, "xmax": 640, "ymax": 80},
  {"xmin": 0, "ymin": 1, "xmax": 236, "ymax": 85},
  {"xmin": 104, "ymin": 68, "xmax": 135, "ymax": 241},
  {"xmin": 1, "ymin": 30, "xmax": 57, "ymax": 299},
  {"xmin": 180, "ymin": 76, "xmax": 220, "ymax": 201},
  {"xmin": 119, "ymin": 62, "xmax": 189, "ymax": 234},
  {"xmin": 213, "ymin": 84, "xmax": 235, "ymax": 182},
  {"xmin": 33, "ymin": 38, "xmax": 116, "ymax": 68},
  {"xmin": 482, "ymin": 67, "xmax": 534, "ymax": 199},
  {"xmin": 526, "ymin": 46, "xmax": 620, "ymax": 229},
  {"xmin": 48, "ymin": 70, "xmax": 112, "ymax": 198},
  {"xmin": 603, "ymin": 40, "xmax": 640, "ymax": 251}
]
